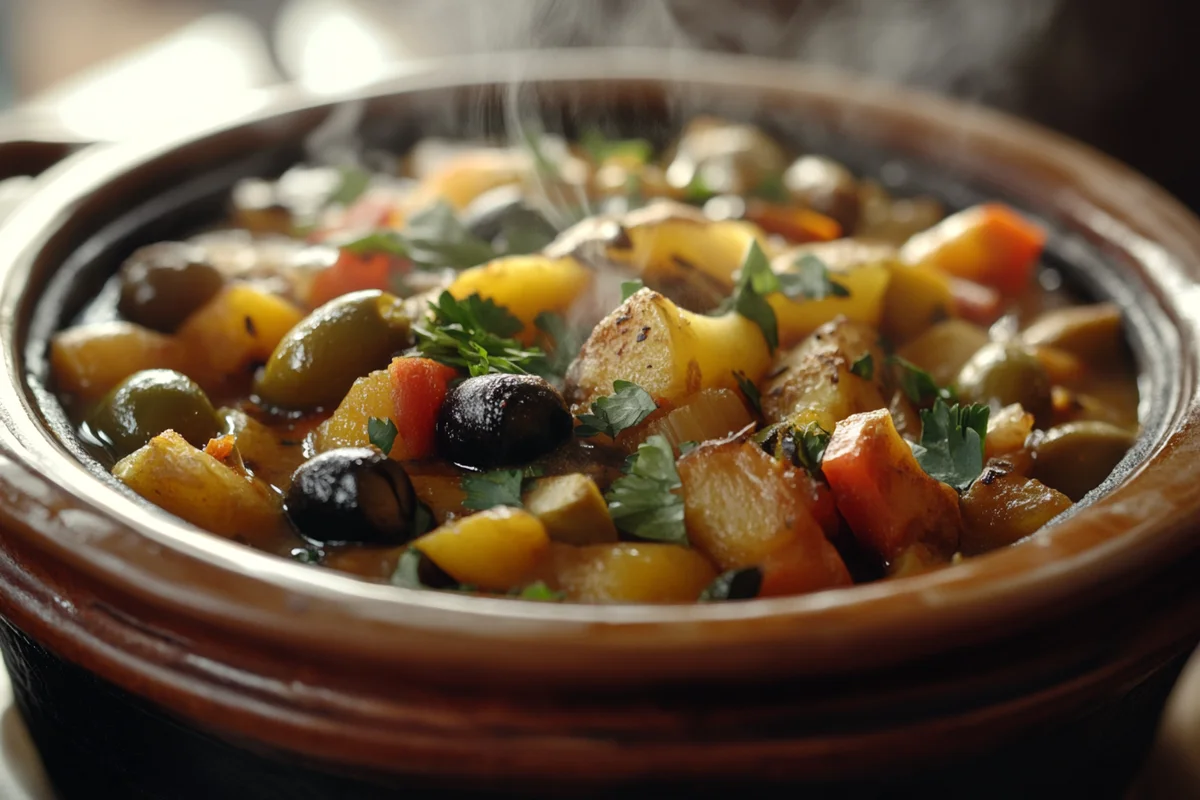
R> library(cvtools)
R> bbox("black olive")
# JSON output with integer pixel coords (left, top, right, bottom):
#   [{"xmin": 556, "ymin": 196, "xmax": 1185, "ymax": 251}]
[
  {"xmin": 436, "ymin": 374, "xmax": 572, "ymax": 469},
  {"xmin": 699, "ymin": 567, "xmax": 763, "ymax": 602},
  {"xmin": 461, "ymin": 185, "xmax": 557, "ymax": 252},
  {"xmin": 286, "ymin": 448, "xmax": 419, "ymax": 546},
  {"xmin": 117, "ymin": 242, "xmax": 225, "ymax": 332}
]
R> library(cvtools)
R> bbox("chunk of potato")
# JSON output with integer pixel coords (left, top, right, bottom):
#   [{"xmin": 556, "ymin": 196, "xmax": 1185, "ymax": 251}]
[
  {"xmin": 401, "ymin": 148, "xmax": 529, "ymax": 214},
  {"xmin": 769, "ymin": 242, "xmax": 892, "ymax": 348},
  {"xmin": 313, "ymin": 370, "xmax": 402, "ymax": 457},
  {"xmin": 113, "ymin": 430, "xmax": 281, "ymax": 543},
  {"xmin": 414, "ymin": 507, "xmax": 549, "ymax": 590},
  {"xmin": 50, "ymin": 321, "xmax": 188, "ymax": 401},
  {"xmin": 637, "ymin": 388, "xmax": 754, "ymax": 452},
  {"xmin": 822, "ymin": 409, "xmax": 962, "ymax": 569},
  {"xmin": 549, "ymin": 542, "xmax": 717, "ymax": 603},
  {"xmin": 984, "ymin": 403, "xmax": 1034, "ymax": 461},
  {"xmin": 523, "ymin": 474, "xmax": 618, "ymax": 545},
  {"xmin": 678, "ymin": 437, "xmax": 850, "ymax": 594},
  {"xmin": 761, "ymin": 317, "xmax": 888, "ymax": 430},
  {"xmin": 881, "ymin": 263, "xmax": 953, "ymax": 344},
  {"xmin": 896, "ymin": 318, "xmax": 990, "ymax": 388},
  {"xmin": 218, "ymin": 407, "xmax": 305, "ymax": 490},
  {"xmin": 959, "ymin": 464, "xmax": 1072, "ymax": 555},
  {"xmin": 565, "ymin": 288, "xmax": 771, "ymax": 410},
  {"xmin": 448, "ymin": 255, "xmax": 591, "ymax": 344},
  {"xmin": 177, "ymin": 283, "xmax": 304, "ymax": 388}
]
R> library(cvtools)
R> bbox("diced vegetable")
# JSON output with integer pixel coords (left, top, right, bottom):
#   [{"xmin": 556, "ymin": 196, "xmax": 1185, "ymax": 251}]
[
  {"xmin": 984, "ymin": 403, "xmax": 1034, "ymax": 461},
  {"xmin": 550, "ymin": 542, "xmax": 717, "ymax": 603},
  {"xmin": 822, "ymin": 409, "xmax": 962, "ymax": 569},
  {"xmin": 636, "ymin": 387, "xmax": 755, "ymax": 452},
  {"xmin": 402, "ymin": 148, "xmax": 529, "ymax": 214},
  {"xmin": 1030, "ymin": 345, "xmax": 1086, "ymax": 386},
  {"xmin": 881, "ymin": 263, "xmax": 953, "ymax": 344},
  {"xmin": 448, "ymin": 256, "xmax": 591, "ymax": 344},
  {"xmin": 758, "ymin": 535, "xmax": 853, "ymax": 597},
  {"xmin": 678, "ymin": 437, "xmax": 849, "ymax": 592},
  {"xmin": 308, "ymin": 250, "xmax": 395, "ymax": 308},
  {"xmin": 414, "ymin": 506, "xmax": 549, "ymax": 590},
  {"xmin": 960, "ymin": 464, "xmax": 1072, "ymax": 555},
  {"xmin": 408, "ymin": 472, "xmax": 467, "ymax": 523},
  {"xmin": 314, "ymin": 370, "xmax": 400, "ymax": 457},
  {"xmin": 50, "ymin": 321, "xmax": 188, "ymax": 401},
  {"xmin": 761, "ymin": 317, "xmax": 888, "ymax": 431},
  {"xmin": 743, "ymin": 202, "xmax": 841, "ymax": 244},
  {"xmin": 896, "ymin": 319, "xmax": 990, "ymax": 388},
  {"xmin": 218, "ymin": 407, "xmax": 305, "ymax": 489},
  {"xmin": 947, "ymin": 277, "xmax": 1004, "ymax": 326},
  {"xmin": 565, "ymin": 288, "xmax": 771, "ymax": 410},
  {"xmin": 899, "ymin": 203, "xmax": 1046, "ymax": 295},
  {"xmin": 388, "ymin": 357, "xmax": 459, "ymax": 461},
  {"xmin": 523, "ymin": 474, "xmax": 618, "ymax": 545},
  {"xmin": 113, "ymin": 430, "xmax": 281, "ymax": 543},
  {"xmin": 768, "ymin": 250, "xmax": 892, "ymax": 348},
  {"xmin": 176, "ymin": 283, "xmax": 305, "ymax": 389}
]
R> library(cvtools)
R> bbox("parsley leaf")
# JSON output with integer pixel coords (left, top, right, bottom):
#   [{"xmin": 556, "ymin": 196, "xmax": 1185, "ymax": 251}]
[
  {"xmin": 718, "ymin": 240, "xmax": 780, "ymax": 351},
  {"xmin": 414, "ymin": 291, "xmax": 547, "ymax": 376},
  {"xmin": 575, "ymin": 381, "xmax": 658, "ymax": 439},
  {"xmin": 534, "ymin": 311, "xmax": 585, "ymax": 377},
  {"xmin": 462, "ymin": 469, "xmax": 525, "ymax": 510},
  {"xmin": 403, "ymin": 201, "xmax": 496, "ymax": 269},
  {"xmin": 621, "ymin": 279, "xmax": 645, "ymax": 301},
  {"xmin": 498, "ymin": 210, "xmax": 558, "ymax": 256},
  {"xmin": 514, "ymin": 581, "xmax": 566, "ymax": 602},
  {"xmin": 756, "ymin": 421, "xmax": 831, "ymax": 477},
  {"xmin": 581, "ymin": 130, "xmax": 654, "ymax": 165},
  {"xmin": 911, "ymin": 398, "xmax": 990, "ymax": 491},
  {"xmin": 733, "ymin": 370, "xmax": 762, "ymax": 415},
  {"xmin": 776, "ymin": 254, "xmax": 851, "ymax": 300},
  {"xmin": 367, "ymin": 417, "xmax": 398, "ymax": 454},
  {"xmin": 888, "ymin": 356, "xmax": 957, "ymax": 405},
  {"xmin": 699, "ymin": 566, "xmax": 763, "ymax": 601},
  {"xmin": 329, "ymin": 165, "xmax": 371, "ymax": 206},
  {"xmin": 850, "ymin": 353, "xmax": 874, "ymax": 380},
  {"xmin": 678, "ymin": 440, "xmax": 700, "ymax": 456},
  {"xmin": 341, "ymin": 231, "xmax": 408, "ymax": 257},
  {"xmin": 751, "ymin": 172, "xmax": 789, "ymax": 204},
  {"xmin": 605, "ymin": 434, "xmax": 687, "ymax": 544},
  {"xmin": 684, "ymin": 171, "xmax": 716, "ymax": 204}
]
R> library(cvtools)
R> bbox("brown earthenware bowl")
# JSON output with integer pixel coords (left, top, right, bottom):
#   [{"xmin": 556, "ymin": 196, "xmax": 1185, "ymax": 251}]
[{"xmin": 0, "ymin": 50, "xmax": 1198, "ymax": 799}]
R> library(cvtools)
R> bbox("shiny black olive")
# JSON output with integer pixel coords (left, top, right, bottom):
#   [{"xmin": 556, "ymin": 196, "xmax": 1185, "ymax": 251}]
[
  {"xmin": 436, "ymin": 374, "xmax": 572, "ymax": 469},
  {"xmin": 117, "ymin": 242, "xmax": 225, "ymax": 332},
  {"xmin": 461, "ymin": 185, "xmax": 557, "ymax": 252},
  {"xmin": 286, "ymin": 448, "xmax": 419, "ymax": 546}
]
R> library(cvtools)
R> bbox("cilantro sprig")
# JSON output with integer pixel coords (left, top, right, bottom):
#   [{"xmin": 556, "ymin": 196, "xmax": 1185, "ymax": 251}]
[
  {"xmin": 605, "ymin": 434, "xmax": 687, "ymax": 544},
  {"xmin": 850, "ymin": 353, "xmax": 875, "ymax": 380},
  {"xmin": 718, "ymin": 242, "xmax": 850, "ymax": 352},
  {"xmin": 733, "ymin": 370, "xmax": 762, "ymax": 415},
  {"xmin": 620, "ymin": 279, "xmax": 644, "ymax": 301},
  {"xmin": 414, "ymin": 291, "xmax": 548, "ymax": 377},
  {"xmin": 367, "ymin": 417, "xmax": 398, "ymax": 453},
  {"xmin": 911, "ymin": 398, "xmax": 990, "ymax": 491},
  {"xmin": 755, "ymin": 421, "xmax": 831, "ymax": 478},
  {"xmin": 888, "ymin": 356, "xmax": 957, "ymax": 405},
  {"xmin": 461, "ymin": 469, "xmax": 525, "ymax": 510},
  {"xmin": 575, "ymin": 381, "xmax": 658, "ymax": 439}
]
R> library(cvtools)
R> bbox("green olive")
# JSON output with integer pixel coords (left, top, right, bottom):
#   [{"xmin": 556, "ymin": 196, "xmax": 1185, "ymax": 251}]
[
  {"xmin": 86, "ymin": 369, "xmax": 221, "ymax": 458},
  {"xmin": 1030, "ymin": 421, "xmax": 1137, "ymax": 502},
  {"xmin": 956, "ymin": 342, "xmax": 1053, "ymax": 426},
  {"xmin": 117, "ymin": 242, "xmax": 225, "ymax": 332},
  {"xmin": 1022, "ymin": 303, "xmax": 1124, "ymax": 361},
  {"xmin": 253, "ymin": 290, "xmax": 412, "ymax": 411}
]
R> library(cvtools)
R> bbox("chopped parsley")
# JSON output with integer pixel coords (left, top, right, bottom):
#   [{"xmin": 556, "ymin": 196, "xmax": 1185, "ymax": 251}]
[
  {"xmin": 756, "ymin": 421, "xmax": 831, "ymax": 477},
  {"xmin": 888, "ymin": 355, "xmax": 957, "ymax": 405},
  {"xmin": 850, "ymin": 353, "xmax": 875, "ymax": 380},
  {"xmin": 911, "ymin": 398, "xmax": 990, "ymax": 491},
  {"xmin": 534, "ymin": 311, "xmax": 586, "ymax": 378},
  {"xmin": 779, "ymin": 254, "xmax": 852, "ymax": 301},
  {"xmin": 580, "ymin": 130, "xmax": 654, "ymax": 165},
  {"xmin": 340, "ymin": 201, "xmax": 497, "ymax": 270},
  {"xmin": 699, "ymin": 566, "xmax": 763, "ymax": 601},
  {"xmin": 575, "ymin": 381, "xmax": 658, "ymax": 439},
  {"xmin": 414, "ymin": 291, "xmax": 548, "ymax": 376},
  {"xmin": 514, "ymin": 581, "xmax": 566, "ymax": 602},
  {"xmin": 461, "ymin": 469, "xmax": 525, "ymax": 511},
  {"xmin": 620, "ymin": 279, "xmax": 645, "ymax": 301},
  {"xmin": 341, "ymin": 231, "xmax": 408, "ymax": 257},
  {"xmin": 733, "ymin": 370, "xmax": 762, "ymax": 415},
  {"xmin": 329, "ymin": 165, "xmax": 371, "ymax": 206},
  {"xmin": 366, "ymin": 417, "xmax": 398, "ymax": 454},
  {"xmin": 605, "ymin": 434, "xmax": 687, "ymax": 545}
]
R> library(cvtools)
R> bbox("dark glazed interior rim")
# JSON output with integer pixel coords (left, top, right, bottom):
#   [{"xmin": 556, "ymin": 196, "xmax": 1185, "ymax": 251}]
[{"xmin": 0, "ymin": 50, "xmax": 1199, "ymax": 680}]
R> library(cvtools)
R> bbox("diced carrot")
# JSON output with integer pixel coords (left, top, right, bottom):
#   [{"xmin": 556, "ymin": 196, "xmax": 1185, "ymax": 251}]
[
  {"xmin": 203, "ymin": 434, "xmax": 236, "ymax": 462},
  {"xmin": 948, "ymin": 276, "xmax": 1005, "ymax": 326},
  {"xmin": 758, "ymin": 535, "xmax": 852, "ymax": 598},
  {"xmin": 821, "ymin": 409, "xmax": 962, "ymax": 570},
  {"xmin": 900, "ymin": 203, "xmax": 1046, "ymax": 295},
  {"xmin": 388, "ymin": 357, "xmax": 459, "ymax": 461},
  {"xmin": 793, "ymin": 468, "xmax": 841, "ymax": 539},
  {"xmin": 309, "ymin": 251, "xmax": 398, "ymax": 308},
  {"xmin": 744, "ymin": 200, "xmax": 842, "ymax": 243}
]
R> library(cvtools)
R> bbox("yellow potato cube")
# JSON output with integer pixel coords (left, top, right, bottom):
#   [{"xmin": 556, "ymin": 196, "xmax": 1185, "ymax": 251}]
[
  {"xmin": 550, "ymin": 542, "xmax": 717, "ymax": 603},
  {"xmin": 415, "ymin": 507, "xmax": 550, "ymax": 590}
]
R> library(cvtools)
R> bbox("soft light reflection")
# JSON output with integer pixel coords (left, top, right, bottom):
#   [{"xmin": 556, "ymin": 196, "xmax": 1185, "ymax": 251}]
[
  {"xmin": 275, "ymin": 0, "xmax": 402, "ymax": 95},
  {"xmin": 29, "ymin": 13, "xmax": 278, "ymax": 142}
]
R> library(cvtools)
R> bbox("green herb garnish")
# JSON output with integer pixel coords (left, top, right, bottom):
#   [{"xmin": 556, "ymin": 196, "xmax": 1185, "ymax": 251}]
[
  {"xmin": 575, "ymin": 380, "xmax": 658, "ymax": 439},
  {"xmin": 367, "ymin": 417, "xmax": 398, "ymax": 454},
  {"xmin": 778, "ymin": 253, "xmax": 852, "ymax": 301},
  {"xmin": 911, "ymin": 398, "xmax": 990, "ymax": 491},
  {"xmin": 733, "ymin": 370, "xmax": 762, "ymax": 415},
  {"xmin": 751, "ymin": 172, "xmax": 789, "ymax": 204},
  {"xmin": 850, "ymin": 353, "xmax": 875, "ymax": 380},
  {"xmin": 699, "ymin": 566, "xmax": 763, "ymax": 601},
  {"xmin": 792, "ymin": 422, "xmax": 832, "ymax": 477},
  {"xmin": 341, "ymin": 231, "xmax": 408, "ymax": 257},
  {"xmin": 678, "ymin": 440, "xmax": 700, "ymax": 456},
  {"xmin": 414, "ymin": 291, "xmax": 548, "ymax": 376},
  {"xmin": 515, "ymin": 581, "xmax": 566, "ymax": 602},
  {"xmin": 605, "ymin": 434, "xmax": 687, "ymax": 544},
  {"xmin": 403, "ymin": 201, "xmax": 496, "ymax": 269},
  {"xmin": 534, "ymin": 311, "xmax": 586, "ymax": 378},
  {"xmin": 888, "ymin": 355, "xmax": 957, "ymax": 405},
  {"xmin": 581, "ymin": 130, "xmax": 654, "ymax": 165},
  {"xmin": 621, "ymin": 279, "xmax": 645, "ymax": 302},
  {"xmin": 329, "ymin": 165, "xmax": 371, "ymax": 206},
  {"xmin": 461, "ymin": 469, "xmax": 525, "ymax": 511}
]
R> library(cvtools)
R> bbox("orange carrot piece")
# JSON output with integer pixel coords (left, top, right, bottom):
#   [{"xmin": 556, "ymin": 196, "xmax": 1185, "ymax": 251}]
[
  {"xmin": 758, "ymin": 535, "xmax": 852, "ymax": 598},
  {"xmin": 947, "ymin": 276, "xmax": 1005, "ymax": 326},
  {"xmin": 900, "ymin": 203, "xmax": 1046, "ymax": 295},
  {"xmin": 309, "ymin": 251, "xmax": 396, "ymax": 309},
  {"xmin": 388, "ymin": 357, "xmax": 459, "ymax": 461},
  {"xmin": 203, "ymin": 434, "xmax": 236, "ymax": 462},
  {"xmin": 744, "ymin": 200, "xmax": 842, "ymax": 243}
]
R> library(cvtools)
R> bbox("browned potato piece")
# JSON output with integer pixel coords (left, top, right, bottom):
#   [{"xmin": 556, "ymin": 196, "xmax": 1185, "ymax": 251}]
[
  {"xmin": 678, "ymin": 437, "xmax": 849, "ymax": 593},
  {"xmin": 218, "ymin": 407, "xmax": 305, "ymax": 490},
  {"xmin": 761, "ymin": 317, "xmax": 888, "ymax": 430},
  {"xmin": 985, "ymin": 403, "xmax": 1035, "ymax": 461},
  {"xmin": 523, "ymin": 474, "xmax": 618, "ymax": 545},
  {"xmin": 960, "ymin": 463, "xmax": 1073, "ymax": 555},
  {"xmin": 896, "ymin": 319, "xmax": 991, "ymax": 388},
  {"xmin": 550, "ymin": 542, "xmax": 717, "ymax": 604},
  {"xmin": 50, "ymin": 321, "xmax": 188, "ymax": 402}
]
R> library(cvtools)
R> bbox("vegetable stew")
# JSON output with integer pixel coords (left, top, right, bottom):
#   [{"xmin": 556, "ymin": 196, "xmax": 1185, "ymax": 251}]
[{"xmin": 48, "ymin": 117, "xmax": 1140, "ymax": 603}]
